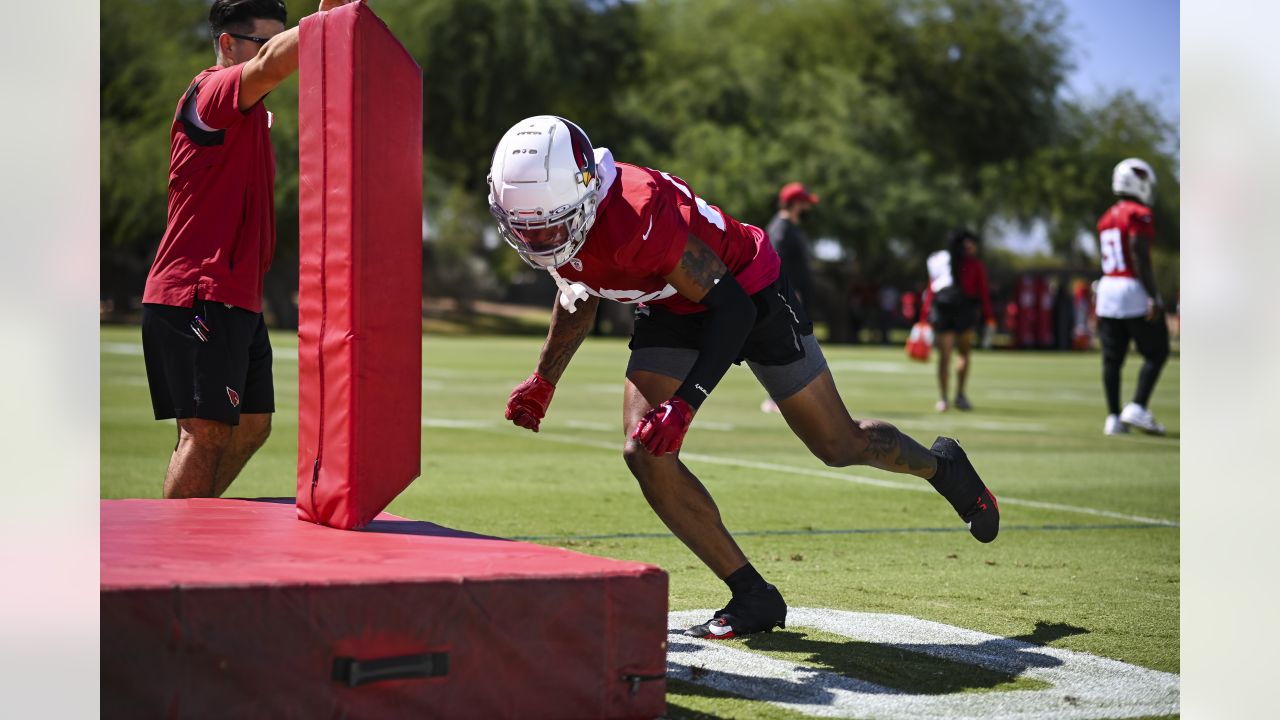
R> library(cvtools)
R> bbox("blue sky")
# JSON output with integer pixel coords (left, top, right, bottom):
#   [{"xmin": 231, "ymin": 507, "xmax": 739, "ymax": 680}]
[
  {"xmin": 994, "ymin": 1, "xmax": 1179, "ymax": 255},
  {"xmin": 1060, "ymin": 0, "xmax": 1180, "ymax": 123}
]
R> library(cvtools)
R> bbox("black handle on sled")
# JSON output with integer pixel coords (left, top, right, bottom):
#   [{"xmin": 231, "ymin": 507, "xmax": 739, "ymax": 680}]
[{"xmin": 333, "ymin": 652, "xmax": 449, "ymax": 687}]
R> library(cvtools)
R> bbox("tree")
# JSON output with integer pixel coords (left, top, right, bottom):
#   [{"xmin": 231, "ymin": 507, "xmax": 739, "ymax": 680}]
[
  {"xmin": 613, "ymin": 0, "xmax": 1076, "ymax": 277},
  {"xmin": 100, "ymin": 0, "xmax": 1179, "ymax": 323},
  {"xmin": 1000, "ymin": 91, "xmax": 1179, "ymax": 266},
  {"xmin": 100, "ymin": 0, "xmax": 307, "ymax": 324}
]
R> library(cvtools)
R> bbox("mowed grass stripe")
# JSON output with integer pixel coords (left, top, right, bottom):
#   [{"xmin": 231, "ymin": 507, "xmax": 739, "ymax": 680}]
[
  {"xmin": 426, "ymin": 419, "xmax": 1179, "ymax": 527},
  {"xmin": 512, "ymin": 523, "xmax": 1173, "ymax": 542}
]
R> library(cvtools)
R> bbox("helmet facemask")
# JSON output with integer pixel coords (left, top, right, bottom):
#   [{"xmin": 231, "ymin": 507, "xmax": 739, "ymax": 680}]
[
  {"xmin": 489, "ymin": 188, "xmax": 599, "ymax": 269},
  {"xmin": 488, "ymin": 115, "xmax": 602, "ymax": 270}
]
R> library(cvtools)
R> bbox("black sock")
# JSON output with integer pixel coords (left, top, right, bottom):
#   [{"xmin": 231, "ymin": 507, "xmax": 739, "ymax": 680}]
[
  {"xmin": 725, "ymin": 563, "xmax": 766, "ymax": 597},
  {"xmin": 927, "ymin": 452, "xmax": 950, "ymax": 490},
  {"xmin": 926, "ymin": 451, "xmax": 970, "ymax": 514}
]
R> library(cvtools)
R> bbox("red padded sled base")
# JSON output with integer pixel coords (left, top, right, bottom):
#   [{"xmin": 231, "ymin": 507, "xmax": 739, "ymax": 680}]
[{"xmin": 101, "ymin": 499, "xmax": 667, "ymax": 719}]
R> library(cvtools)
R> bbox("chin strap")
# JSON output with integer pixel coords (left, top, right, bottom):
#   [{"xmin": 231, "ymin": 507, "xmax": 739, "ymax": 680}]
[{"xmin": 546, "ymin": 266, "xmax": 591, "ymax": 314}]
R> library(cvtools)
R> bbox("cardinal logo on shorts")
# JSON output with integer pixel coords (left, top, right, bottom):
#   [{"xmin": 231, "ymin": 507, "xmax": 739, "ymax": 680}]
[{"xmin": 226, "ymin": 386, "xmax": 240, "ymax": 408}]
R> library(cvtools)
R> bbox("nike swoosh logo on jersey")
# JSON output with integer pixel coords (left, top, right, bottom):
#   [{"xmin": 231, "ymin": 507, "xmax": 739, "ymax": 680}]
[{"xmin": 641, "ymin": 216, "xmax": 654, "ymax": 241}]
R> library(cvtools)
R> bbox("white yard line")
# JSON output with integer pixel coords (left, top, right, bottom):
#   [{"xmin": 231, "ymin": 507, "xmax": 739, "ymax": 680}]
[
  {"xmin": 667, "ymin": 608, "xmax": 1179, "ymax": 719},
  {"xmin": 103, "ymin": 342, "xmax": 298, "ymax": 360},
  {"xmin": 421, "ymin": 418, "xmax": 1179, "ymax": 527},
  {"xmin": 565, "ymin": 419, "xmax": 735, "ymax": 433},
  {"xmin": 826, "ymin": 360, "xmax": 927, "ymax": 374},
  {"xmin": 564, "ymin": 419, "xmax": 614, "ymax": 432},
  {"xmin": 106, "ymin": 339, "xmax": 1176, "ymax": 529},
  {"xmin": 101, "ymin": 342, "xmax": 143, "ymax": 355},
  {"xmin": 891, "ymin": 418, "xmax": 1050, "ymax": 434}
]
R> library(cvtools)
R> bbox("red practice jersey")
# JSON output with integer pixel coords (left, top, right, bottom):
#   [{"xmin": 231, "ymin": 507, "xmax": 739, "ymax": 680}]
[
  {"xmin": 557, "ymin": 162, "xmax": 780, "ymax": 314},
  {"xmin": 143, "ymin": 64, "xmax": 277, "ymax": 312},
  {"xmin": 920, "ymin": 256, "xmax": 994, "ymax": 323},
  {"xmin": 1096, "ymin": 199, "xmax": 1155, "ymax": 279}
]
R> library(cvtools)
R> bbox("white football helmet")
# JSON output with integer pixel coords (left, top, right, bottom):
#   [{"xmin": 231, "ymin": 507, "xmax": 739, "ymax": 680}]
[
  {"xmin": 488, "ymin": 115, "xmax": 601, "ymax": 269},
  {"xmin": 1112, "ymin": 157, "xmax": 1156, "ymax": 206}
]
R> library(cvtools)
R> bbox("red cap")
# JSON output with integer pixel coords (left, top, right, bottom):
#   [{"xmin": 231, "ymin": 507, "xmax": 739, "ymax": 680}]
[{"xmin": 779, "ymin": 182, "xmax": 819, "ymax": 206}]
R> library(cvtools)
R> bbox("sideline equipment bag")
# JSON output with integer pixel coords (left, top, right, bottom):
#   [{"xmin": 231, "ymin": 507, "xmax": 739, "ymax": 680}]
[{"xmin": 906, "ymin": 322, "xmax": 933, "ymax": 362}]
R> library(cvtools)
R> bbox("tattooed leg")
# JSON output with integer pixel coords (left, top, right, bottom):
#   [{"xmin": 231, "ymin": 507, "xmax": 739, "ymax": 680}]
[
  {"xmin": 859, "ymin": 421, "xmax": 939, "ymax": 477},
  {"xmin": 773, "ymin": 364, "xmax": 999, "ymax": 542},
  {"xmin": 775, "ymin": 369, "xmax": 939, "ymax": 479}
]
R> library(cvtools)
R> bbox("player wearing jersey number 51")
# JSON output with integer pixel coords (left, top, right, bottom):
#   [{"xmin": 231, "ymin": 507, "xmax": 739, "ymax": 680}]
[
  {"xmin": 492, "ymin": 116, "xmax": 1002, "ymax": 640},
  {"xmin": 1095, "ymin": 158, "xmax": 1170, "ymax": 436},
  {"xmin": 141, "ymin": 0, "xmax": 361, "ymax": 500}
]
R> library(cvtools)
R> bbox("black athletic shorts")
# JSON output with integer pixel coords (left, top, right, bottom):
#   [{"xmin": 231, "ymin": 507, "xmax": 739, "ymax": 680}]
[
  {"xmin": 627, "ymin": 274, "xmax": 829, "ymax": 401},
  {"xmin": 929, "ymin": 299, "xmax": 978, "ymax": 334},
  {"xmin": 142, "ymin": 300, "xmax": 275, "ymax": 425},
  {"xmin": 1097, "ymin": 315, "xmax": 1169, "ymax": 362}
]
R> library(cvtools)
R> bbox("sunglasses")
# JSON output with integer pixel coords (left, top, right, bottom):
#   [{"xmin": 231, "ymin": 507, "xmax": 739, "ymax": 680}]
[{"xmin": 225, "ymin": 32, "xmax": 271, "ymax": 46}]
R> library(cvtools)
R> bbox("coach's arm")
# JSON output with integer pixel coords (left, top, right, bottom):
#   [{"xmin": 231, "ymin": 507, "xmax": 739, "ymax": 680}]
[{"xmin": 238, "ymin": 0, "xmax": 360, "ymax": 111}]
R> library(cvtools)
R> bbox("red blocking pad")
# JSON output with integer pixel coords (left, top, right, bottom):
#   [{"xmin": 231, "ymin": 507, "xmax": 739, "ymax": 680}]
[
  {"xmin": 296, "ymin": 2, "xmax": 423, "ymax": 529},
  {"xmin": 101, "ymin": 499, "xmax": 669, "ymax": 719}
]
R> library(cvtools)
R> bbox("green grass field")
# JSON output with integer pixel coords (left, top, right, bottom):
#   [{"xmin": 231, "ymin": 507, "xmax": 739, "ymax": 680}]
[{"xmin": 101, "ymin": 324, "xmax": 1179, "ymax": 719}]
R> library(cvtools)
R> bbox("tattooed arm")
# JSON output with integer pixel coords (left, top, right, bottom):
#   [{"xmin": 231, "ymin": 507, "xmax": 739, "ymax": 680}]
[
  {"xmin": 663, "ymin": 236, "xmax": 757, "ymax": 410},
  {"xmin": 534, "ymin": 295, "xmax": 600, "ymax": 384},
  {"xmin": 505, "ymin": 295, "xmax": 599, "ymax": 432}
]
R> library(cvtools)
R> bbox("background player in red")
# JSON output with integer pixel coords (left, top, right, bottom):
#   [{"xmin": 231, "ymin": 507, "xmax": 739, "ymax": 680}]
[
  {"xmin": 141, "ymin": 0, "xmax": 357, "ymax": 499},
  {"xmin": 920, "ymin": 229, "xmax": 995, "ymax": 412},
  {"xmin": 1095, "ymin": 158, "xmax": 1169, "ymax": 435},
  {"xmin": 491, "ymin": 116, "xmax": 1000, "ymax": 639}
]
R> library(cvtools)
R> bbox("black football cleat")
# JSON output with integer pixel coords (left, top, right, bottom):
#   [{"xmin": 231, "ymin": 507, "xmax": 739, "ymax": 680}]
[
  {"xmin": 684, "ymin": 583, "xmax": 787, "ymax": 639},
  {"xmin": 930, "ymin": 437, "xmax": 1000, "ymax": 543}
]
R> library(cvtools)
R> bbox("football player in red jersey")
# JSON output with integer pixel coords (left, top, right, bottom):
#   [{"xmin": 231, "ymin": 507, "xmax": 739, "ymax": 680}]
[
  {"xmin": 1095, "ymin": 158, "xmax": 1170, "ymax": 436},
  {"xmin": 491, "ymin": 116, "xmax": 1000, "ymax": 639}
]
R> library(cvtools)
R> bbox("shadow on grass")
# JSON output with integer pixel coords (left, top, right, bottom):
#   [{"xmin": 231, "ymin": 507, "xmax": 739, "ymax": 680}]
[
  {"xmin": 240, "ymin": 497, "xmax": 509, "ymax": 541},
  {"xmin": 360, "ymin": 518, "xmax": 508, "ymax": 541},
  {"xmin": 664, "ymin": 680, "xmax": 744, "ymax": 720},
  {"xmin": 724, "ymin": 620, "xmax": 1088, "ymax": 695}
]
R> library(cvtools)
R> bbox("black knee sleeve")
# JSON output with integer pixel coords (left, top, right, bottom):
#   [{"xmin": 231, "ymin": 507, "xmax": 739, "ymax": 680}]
[
  {"xmin": 1142, "ymin": 343, "xmax": 1169, "ymax": 368},
  {"xmin": 1102, "ymin": 347, "xmax": 1126, "ymax": 374}
]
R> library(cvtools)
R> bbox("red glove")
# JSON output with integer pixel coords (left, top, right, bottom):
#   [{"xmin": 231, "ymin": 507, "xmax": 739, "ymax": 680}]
[
  {"xmin": 631, "ymin": 396, "xmax": 695, "ymax": 455},
  {"xmin": 506, "ymin": 373, "xmax": 555, "ymax": 432}
]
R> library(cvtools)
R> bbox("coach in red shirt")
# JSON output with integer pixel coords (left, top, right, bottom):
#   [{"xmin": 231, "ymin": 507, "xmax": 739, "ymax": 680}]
[{"xmin": 142, "ymin": 0, "xmax": 356, "ymax": 499}]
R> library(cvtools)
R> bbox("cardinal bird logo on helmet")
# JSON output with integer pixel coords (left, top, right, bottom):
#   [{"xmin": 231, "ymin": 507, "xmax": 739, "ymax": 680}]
[
  {"xmin": 558, "ymin": 116, "xmax": 596, "ymax": 188},
  {"xmin": 488, "ymin": 115, "xmax": 603, "ymax": 270}
]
